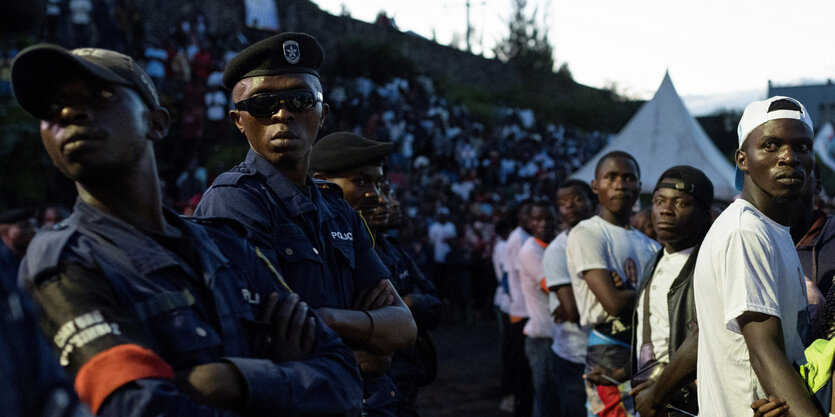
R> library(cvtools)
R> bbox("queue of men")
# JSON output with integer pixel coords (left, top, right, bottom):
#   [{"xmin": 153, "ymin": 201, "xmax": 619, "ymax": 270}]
[
  {"xmin": 491, "ymin": 94, "xmax": 835, "ymax": 417},
  {"xmin": 3, "ymin": 28, "xmax": 835, "ymax": 417}
]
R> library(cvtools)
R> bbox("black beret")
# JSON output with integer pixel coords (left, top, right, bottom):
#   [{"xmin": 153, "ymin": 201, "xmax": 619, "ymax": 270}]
[
  {"xmin": 654, "ymin": 165, "xmax": 714, "ymax": 208},
  {"xmin": 223, "ymin": 32, "xmax": 324, "ymax": 89},
  {"xmin": 0, "ymin": 208, "xmax": 36, "ymax": 224},
  {"xmin": 310, "ymin": 132, "xmax": 394, "ymax": 173}
]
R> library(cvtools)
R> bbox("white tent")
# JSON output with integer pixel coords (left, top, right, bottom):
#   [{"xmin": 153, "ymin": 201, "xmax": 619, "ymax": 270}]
[{"xmin": 571, "ymin": 72, "xmax": 737, "ymax": 201}]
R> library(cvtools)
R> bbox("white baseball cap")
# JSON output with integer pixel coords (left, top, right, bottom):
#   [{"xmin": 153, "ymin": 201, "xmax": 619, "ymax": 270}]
[{"xmin": 734, "ymin": 96, "xmax": 814, "ymax": 190}]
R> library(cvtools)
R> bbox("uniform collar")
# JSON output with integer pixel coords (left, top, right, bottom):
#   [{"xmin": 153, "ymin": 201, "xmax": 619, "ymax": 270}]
[{"xmin": 245, "ymin": 149, "xmax": 334, "ymax": 222}]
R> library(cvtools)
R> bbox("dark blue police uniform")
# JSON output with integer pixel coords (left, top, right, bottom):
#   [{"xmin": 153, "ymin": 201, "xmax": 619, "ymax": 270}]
[
  {"xmin": 375, "ymin": 235, "xmax": 441, "ymax": 416},
  {"xmin": 0, "ymin": 239, "xmax": 21, "ymax": 286},
  {"xmin": 195, "ymin": 149, "xmax": 390, "ymax": 309},
  {"xmin": 0, "ymin": 266, "xmax": 89, "ymax": 417},
  {"xmin": 21, "ymin": 199, "xmax": 362, "ymax": 417},
  {"xmin": 196, "ymin": 150, "xmax": 400, "ymax": 416}
]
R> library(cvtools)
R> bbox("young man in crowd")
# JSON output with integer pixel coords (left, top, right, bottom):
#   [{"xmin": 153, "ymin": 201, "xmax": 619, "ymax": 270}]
[
  {"xmin": 542, "ymin": 179, "xmax": 596, "ymax": 417},
  {"xmin": 628, "ymin": 166, "xmax": 714, "ymax": 417},
  {"xmin": 10, "ymin": 44, "xmax": 362, "ymax": 416},
  {"xmin": 493, "ymin": 217, "xmax": 516, "ymax": 413},
  {"xmin": 505, "ymin": 200, "xmax": 535, "ymax": 417},
  {"xmin": 517, "ymin": 200, "xmax": 559, "ymax": 417},
  {"xmin": 194, "ymin": 33, "xmax": 416, "ymax": 415},
  {"xmin": 310, "ymin": 131, "xmax": 441, "ymax": 416},
  {"xmin": 566, "ymin": 151, "xmax": 661, "ymax": 416},
  {"xmin": 695, "ymin": 96, "xmax": 820, "ymax": 416}
]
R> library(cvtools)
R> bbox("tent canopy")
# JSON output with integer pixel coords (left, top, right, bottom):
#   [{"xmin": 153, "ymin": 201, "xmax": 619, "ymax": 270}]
[{"xmin": 571, "ymin": 72, "xmax": 736, "ymax": 201}]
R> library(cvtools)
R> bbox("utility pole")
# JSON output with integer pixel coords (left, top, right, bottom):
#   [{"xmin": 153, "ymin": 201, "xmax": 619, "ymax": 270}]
[{"xmin": 466, "ymin": 0, "xmax": 472, "ymax": 53}]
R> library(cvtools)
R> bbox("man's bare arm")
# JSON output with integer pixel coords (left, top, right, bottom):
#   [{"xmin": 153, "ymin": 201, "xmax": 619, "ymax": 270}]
[
  {"xmin": 739, "ymin": 312, "xmax": 820, "ymax": 417},
  {"xmin": 583, "ymin": 269, "xmax": 635, "ymax": 318},
  {"xmin": 551, "ymin": 285, "xmax": 580, "ymax": 323},
  {"xmin": 631, "ymin": 327, "xmax": 699, "ymax": 416}
]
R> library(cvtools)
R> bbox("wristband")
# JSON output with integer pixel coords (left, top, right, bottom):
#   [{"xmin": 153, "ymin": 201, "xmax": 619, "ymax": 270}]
[{"xmin": 362, "ymin": 310, "xmax": 374, "ymax": 342}]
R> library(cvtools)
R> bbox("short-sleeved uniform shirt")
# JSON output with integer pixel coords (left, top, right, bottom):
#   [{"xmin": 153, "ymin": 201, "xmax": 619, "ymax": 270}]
[
  {"xmin": 195, "ymin": 150, "xmax": 390, "ymax": 309},
  {"xmin": 695, "ymin": 199, "xmax": 810, "ymax": 417},
  {"xmin": 20, "ymin": 200, "xmax": 362, "ymax": 417},
  {"xmin": 565, "ymin": 215, "xmax": 661, "ymax": 327}
]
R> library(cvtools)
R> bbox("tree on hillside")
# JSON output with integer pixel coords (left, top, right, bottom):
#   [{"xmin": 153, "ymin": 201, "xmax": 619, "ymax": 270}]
[{"xmin": 493, "ymin": 0, "xmax": 554, "ymax": 76}]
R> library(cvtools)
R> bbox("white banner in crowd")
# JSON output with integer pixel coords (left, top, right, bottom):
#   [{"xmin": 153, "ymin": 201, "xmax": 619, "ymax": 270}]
[
  {"xmin": 244, "ymin": 0, "xmax": 280, "ymax": 31},
  {"xmin": 814, "ymin": 122, "xmax": 835, "ymax": 172}
]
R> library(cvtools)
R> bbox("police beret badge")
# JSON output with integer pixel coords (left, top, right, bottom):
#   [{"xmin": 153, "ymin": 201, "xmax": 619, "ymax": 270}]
[
  {"xmin": 222, "ymin": 32, "xmax": 324, "ymax": 88},
  {"xmin": 283, "ymin": 40, "xmax": 300, "ymax": 64}
]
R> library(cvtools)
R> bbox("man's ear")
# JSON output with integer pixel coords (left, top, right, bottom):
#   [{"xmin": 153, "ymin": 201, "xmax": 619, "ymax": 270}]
[
  {"xmin": 148, "ymin": 108, "xmax": 170, "ymax": 141},
  {"xmin": 591, "ymin": 179, "xmax": 599, "ymax": 195},
  {"xmin": 229, "ymin": 110, "xmax": 246, "ymax": 134},
  {"xmin": 319, "ymin": 102, "xmax": 329, "ymax": 128},
  {"xmin": 735, "ymin": 148, "xmax": 748, "ymax": 173}
]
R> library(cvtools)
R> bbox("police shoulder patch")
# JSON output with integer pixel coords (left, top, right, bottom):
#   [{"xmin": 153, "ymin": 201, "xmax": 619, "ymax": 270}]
[
  {"xmin": 211, "ymin": 164, "xmax": 256, "ymax": 186},
  {"xmin": 186, "ymin": 216, "xmax": 250, "ymax": 239}
]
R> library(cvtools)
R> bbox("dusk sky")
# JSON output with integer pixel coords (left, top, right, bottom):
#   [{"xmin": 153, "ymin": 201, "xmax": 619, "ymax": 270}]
[{"xmin": 311, "ymin": 0, "xmax": 835, "ymax": 115}]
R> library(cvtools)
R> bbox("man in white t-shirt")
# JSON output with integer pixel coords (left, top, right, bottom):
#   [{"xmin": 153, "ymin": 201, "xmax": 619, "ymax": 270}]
[
  {"xmin": 492, "ymin": 219, "xmax": 515, "ymax": 412},
  {"xmin": 504, "ymin": 201, "xmax": 534, "ymax": 417},
  {"xmin": 566, "ymin": 151, "xmax": 660, "ymax": 417},
  {"xmin": 543, "ymin": 179, "xmax": 596, "ymax": 417},
  {"xmin": 694, "ymin": 96, "xmax": 819, "ymax": 417},
  {"xmin": 629, "ymin": 166, "xmax": 714, "ymax": 417},
  {"xmin": 518, "ymin": 200, "xmax": 559, "ymax": 417}
]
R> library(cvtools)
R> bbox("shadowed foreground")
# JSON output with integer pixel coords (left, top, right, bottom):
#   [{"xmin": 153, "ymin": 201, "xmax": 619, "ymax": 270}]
[{"xmin": 416, "ymin": 315, "xmax": 503, "ymax": 417}]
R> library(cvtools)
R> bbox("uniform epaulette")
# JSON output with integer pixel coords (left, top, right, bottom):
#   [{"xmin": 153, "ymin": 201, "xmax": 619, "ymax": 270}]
[
  {"xmin": 23, "ymin": 217, "xmax": 80, "ymax": 281},
  {"xmin": 210, "ymin": 163, "xmax": 257, "ymax": 186},
  {"xmin": 184, "ymin": 216, "xmax": 250, "ymax": 239},
  {"xmin": 313, "ymin": 178, "xmax": 344, "ymax": 198}
]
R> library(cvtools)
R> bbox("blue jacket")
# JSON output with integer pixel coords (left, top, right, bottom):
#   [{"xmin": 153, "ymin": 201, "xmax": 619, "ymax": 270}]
[
  {"xmin": 0, "ymin": 267, "xmax": 89, "ymax": 417},
  {"xmin": 375, "ymin": 235, "xmax": 440, "ymax": 390},
  {"xmin": 21, "ymin": 199, "xmax": 362, "ymax": 417},
  {"xmin": 195, "ymin": 150, "xmax": 390, "ymax": 309},
  {"xmin": 0, "ymin": 239, "xmax": 20, "ymax": 287}
]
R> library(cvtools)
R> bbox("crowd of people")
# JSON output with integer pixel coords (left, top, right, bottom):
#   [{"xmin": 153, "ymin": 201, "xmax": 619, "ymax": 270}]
[
  {"xmin": 3, "ymin": 4, "xmax": 835, "ymax": 417},
  {"xmin": 491, "ymin": 95, "xmax": 835, "ymax": 417}
]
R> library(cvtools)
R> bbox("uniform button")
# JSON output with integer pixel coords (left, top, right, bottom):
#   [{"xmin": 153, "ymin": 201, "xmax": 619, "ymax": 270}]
[
  {"xmin": 313, "ymin": 248, "xmax": 319, "ymax": 255},
  {"xmin": 195, "ymin": 327, "xmax": 207, "ymax": 337},
  {"xmin": 285, "ymin": 248, "xmax": 294, "ymax": 256},
  {"xmin": 657, "ymin": 269, "xmax": 663, "ymax": 275},
  {"xmin": 651, "ymin": 285, "xmax": 656, "ymax": 290},
  {"xmin": 390, "ymin": 391, "xmax": 396, "ymax": 397}
]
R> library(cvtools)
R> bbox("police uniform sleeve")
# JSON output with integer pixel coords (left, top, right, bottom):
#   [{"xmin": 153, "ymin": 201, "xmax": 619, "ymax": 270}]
[
  {"xmin": 24, "ymin": 261, "xmax": 249, "ymax": 417},
  {"xmin": 195, "ymin": 183, "xmax": 276, "ymax": 256},
  {"xmin": 208, "ymin": 225, "xmax": 363, "ymax": 416},
  {"xmin": 397, "ymin": 245, "xmax": 441, "ymax": 330},
  {"xmin": 350, "ymin": 209, "xmax": 391, "ymax": 292},
  {"xmin": 0, "ymin": 275, "xmax": 90, "ymax": 417}
]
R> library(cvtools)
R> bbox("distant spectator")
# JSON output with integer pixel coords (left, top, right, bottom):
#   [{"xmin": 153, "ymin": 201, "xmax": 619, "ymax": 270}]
[{"xmin": 68, "ymin": 0, "xmax": 92, "ymax": 47}]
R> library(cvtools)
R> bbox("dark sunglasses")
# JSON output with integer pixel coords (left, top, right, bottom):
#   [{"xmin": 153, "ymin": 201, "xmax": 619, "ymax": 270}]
[{"xmin": 234, "ymin": 89, "xmax": 323, "ymax": 118}]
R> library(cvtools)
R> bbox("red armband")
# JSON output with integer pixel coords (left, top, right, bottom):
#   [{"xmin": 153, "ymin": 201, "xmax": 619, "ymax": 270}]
[{"xmin": 75, "ymin": 344, "xmax": 174, "ymax": 413}]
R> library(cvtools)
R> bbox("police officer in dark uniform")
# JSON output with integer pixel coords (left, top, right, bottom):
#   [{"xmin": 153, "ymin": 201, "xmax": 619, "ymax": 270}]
[
  {"xmin": 11, "ymin": 44, "xmax": 362, "ymax": 416},
  {"xmin": 0, "ymin": 208, "xmax": 37, "ymax": 284},
  {"xmin": 195, "ymin": 33, "xmax": 417, "ymax": 415},
  {"xmin": 310, "ymin": 132, "xmax": 441, "ymax": 417},
  {"xmin": 0, "ymin": 266, "xmax": 90, "ymax": 417}
]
